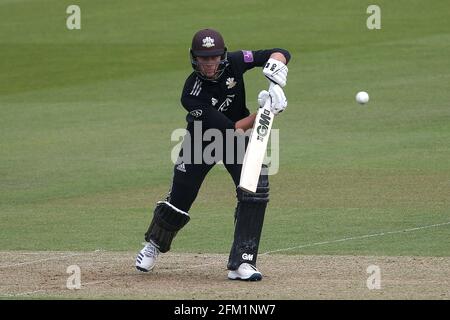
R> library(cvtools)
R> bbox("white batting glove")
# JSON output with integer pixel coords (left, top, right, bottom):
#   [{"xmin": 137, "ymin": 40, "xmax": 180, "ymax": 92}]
[
  {"xmin": 257, "ymin": 90, "xmax": 270, "ymax": 108},
  {"xmin": 263, "ymin": 58, "xmax": 288, "ymax": 87},
  {"xmin": 268, "ymin": 84, "xmax": 287, "ymax": 115}
]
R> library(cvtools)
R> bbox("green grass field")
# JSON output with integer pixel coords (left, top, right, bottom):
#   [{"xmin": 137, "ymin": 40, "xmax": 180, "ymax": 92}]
[{"xmin": 1, "ymin": 0, "xmax": 449, "ymax": 258}]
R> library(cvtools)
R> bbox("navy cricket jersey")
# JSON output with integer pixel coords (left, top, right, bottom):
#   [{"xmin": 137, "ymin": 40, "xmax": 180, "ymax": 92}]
[{"xmin": 180, "ymin": 48, "xmax": 291, "ymax": 132}]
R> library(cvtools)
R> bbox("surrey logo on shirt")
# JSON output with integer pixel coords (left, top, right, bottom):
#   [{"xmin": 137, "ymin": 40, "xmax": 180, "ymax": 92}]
[
  {"xmin": 202, "ymin": 37, "xmax": 215, "ymax": 48},
  {"xmin": 211, "ymin": 97, "xmax": 218, "ymax": 106},
  {"xmin": 226, "ymin": 77, "xmax": 236, "ymax": 89}
]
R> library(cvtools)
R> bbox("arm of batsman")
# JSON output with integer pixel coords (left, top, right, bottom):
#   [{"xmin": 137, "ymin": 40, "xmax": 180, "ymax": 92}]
[{"xmin": 263, "ymin": 58, "xmax": 288, "ymax": 87}]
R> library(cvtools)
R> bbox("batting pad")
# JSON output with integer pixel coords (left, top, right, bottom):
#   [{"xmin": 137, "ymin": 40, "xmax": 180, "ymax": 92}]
[{"xmin": 145, "ymin": 201, "xmax": 190, "ymax": 253}]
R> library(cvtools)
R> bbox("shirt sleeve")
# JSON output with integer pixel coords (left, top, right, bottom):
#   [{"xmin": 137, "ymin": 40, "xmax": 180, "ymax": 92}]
[
  {"xmin": 229, "ymin": 48, "xmax": 291, "ymax": 73},
  {"xmin": 181, "ymin": 80, "xmax": 235, "ymax": 132}
]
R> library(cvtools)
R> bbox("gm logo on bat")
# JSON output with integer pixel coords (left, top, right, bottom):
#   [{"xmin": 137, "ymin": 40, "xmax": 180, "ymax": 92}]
[{"xmin": 256, "ymin": 109, "xmax": 272, "ymax": 141}]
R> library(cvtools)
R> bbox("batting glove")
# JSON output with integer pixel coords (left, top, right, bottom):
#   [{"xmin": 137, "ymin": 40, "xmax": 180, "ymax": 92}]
[
  {"xmin": 268, "ymin": 84, "xmax": 287, "ymax": 115},
  {"xmin": 263, "ymin": 58, "xmax": 288, "ymax": 87}
]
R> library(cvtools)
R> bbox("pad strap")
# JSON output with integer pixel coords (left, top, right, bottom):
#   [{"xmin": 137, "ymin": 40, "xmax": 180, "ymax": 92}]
[{"xmin": 237, "ymin": 173, "xmax": 269, "ymax": 204}]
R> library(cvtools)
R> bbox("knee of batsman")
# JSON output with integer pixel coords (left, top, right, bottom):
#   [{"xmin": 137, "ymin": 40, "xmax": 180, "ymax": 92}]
[
  {"xmin": 145, "ymin": 201, "xmax": 190, "ymax": 253},
  {"xmin": 236, "ymin": 175, "xmax": 269, "ymax": 203}
]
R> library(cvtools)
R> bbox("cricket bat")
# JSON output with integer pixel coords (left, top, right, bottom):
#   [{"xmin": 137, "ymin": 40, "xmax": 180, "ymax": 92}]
[{"xmin": 238, "ymin": 84, "xmax": 275, "ymax": 193}]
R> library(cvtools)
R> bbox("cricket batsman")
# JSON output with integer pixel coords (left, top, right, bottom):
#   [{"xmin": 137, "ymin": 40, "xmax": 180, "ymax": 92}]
[{"xmin": 136, "ymin": 28, "xmax": 290, "ymax": 281}]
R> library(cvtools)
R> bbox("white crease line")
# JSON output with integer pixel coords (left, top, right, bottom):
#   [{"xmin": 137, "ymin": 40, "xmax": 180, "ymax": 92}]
[
  {"xmin": 83, "ymin": 274, "xmax": 141, "ymax": 287},
  {"xmin": 1, "ymin": 252, "xmax": 48, "ymax": 255},
  {"xmin": 1, "ymin": 289, "xmax": 46, "ymax": 297},
  {"xmin": 0, "ymin": 252, "xmax": 97, "ymax": 269},
  {"xmin": 261, "ymin": 221, "xmax": 450, "ymax": 255},
  {"xmin": 161, "ymin": 261, "xmax": 227, "ymax": 272},
  {"xmin": 0, "ymin": 251, "xmax": 82, "ymax": 256},
  {"xmin": 83, "ymin": 280, "xmax": 115, "ymax": 286}
]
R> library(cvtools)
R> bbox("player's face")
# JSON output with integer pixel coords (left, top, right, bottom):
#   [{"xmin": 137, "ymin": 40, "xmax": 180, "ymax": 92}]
[{"xmin": 196, "ymin": 56, "xmax": 221, "ymax": 79}]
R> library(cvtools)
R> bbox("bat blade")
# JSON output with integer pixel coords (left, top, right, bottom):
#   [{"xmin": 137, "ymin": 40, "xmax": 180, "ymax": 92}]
[{"xmin": 238, "ymin": 97, "xmax": 274, "ymax": 193}]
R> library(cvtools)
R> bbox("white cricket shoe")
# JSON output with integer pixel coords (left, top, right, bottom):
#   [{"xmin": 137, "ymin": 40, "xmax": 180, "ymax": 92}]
[
  {"xmin": 135, "ymin": 243, "xmax": 160, "ymax": 272},
  {"xmin": 227, "ymin": 263, "xmax": 262, "ymax": 281}
]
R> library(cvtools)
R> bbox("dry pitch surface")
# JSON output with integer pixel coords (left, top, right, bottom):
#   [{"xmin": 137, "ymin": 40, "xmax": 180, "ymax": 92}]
[{"xmin": 1, "ymin": 251, "xmax": 449, "ymax": 299}]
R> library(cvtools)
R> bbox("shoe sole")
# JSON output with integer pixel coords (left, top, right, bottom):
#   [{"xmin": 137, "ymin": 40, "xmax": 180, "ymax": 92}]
[
  {"xmin": 136, "ymin": 266, "xmax": 152, "ymax": 273},
  {"xmin": 228, "ymin": 273, "xmax": 262, "ymax": 281}
]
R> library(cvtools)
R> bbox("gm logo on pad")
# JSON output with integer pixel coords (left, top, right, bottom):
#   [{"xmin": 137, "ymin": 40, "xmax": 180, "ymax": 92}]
[{"xmin": 242, "ymin": 253, "xmax": 254, "ymax": 261}]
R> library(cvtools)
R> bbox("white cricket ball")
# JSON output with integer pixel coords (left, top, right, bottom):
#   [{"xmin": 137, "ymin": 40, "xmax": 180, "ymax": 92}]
[{"xmin": 356, "ymin": 91, "xmax": 369, "ymax": 104}]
